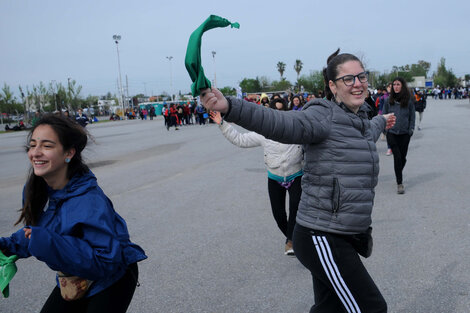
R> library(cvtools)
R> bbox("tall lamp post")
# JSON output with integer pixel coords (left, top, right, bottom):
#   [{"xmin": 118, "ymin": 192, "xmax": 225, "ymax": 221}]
[
  {"xmin": 113, "ymin": 35, "xmax": 125, "ymax": 118},
  {"xmin": 51, "ymin": 80, "xmax": 57, "ymax": 112},
  {"xmin": 211, "ymin": 51, "xmax": 217, "ymax": 87},
  {"xmin": 166, "ymin": 56, "xmax": 173, "ymax": 102}
]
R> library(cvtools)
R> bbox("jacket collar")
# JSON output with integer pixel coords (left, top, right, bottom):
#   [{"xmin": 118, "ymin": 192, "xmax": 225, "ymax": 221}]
[{"xmin": 48, "ymin": 170, "xmax": 97, "ymax": 202}]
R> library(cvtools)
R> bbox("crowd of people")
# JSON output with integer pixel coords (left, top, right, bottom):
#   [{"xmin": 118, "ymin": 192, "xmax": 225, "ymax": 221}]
[
  {"xmin": 161, "ymin": 102, "xmax": 212, "ymax": 130},
  {"xmin": 430, "ymin": 86, "xmax": 469, "ymax": 99},
  {"xmin": 3, "ymin": 109, "xmax": 95, "ymax": 132}
]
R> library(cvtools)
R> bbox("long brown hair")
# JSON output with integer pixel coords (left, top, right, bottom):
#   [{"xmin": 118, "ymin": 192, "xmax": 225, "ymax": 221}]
[{"xmin": 16, "ymin": 114, "xmax": 89, "ymax": 226}]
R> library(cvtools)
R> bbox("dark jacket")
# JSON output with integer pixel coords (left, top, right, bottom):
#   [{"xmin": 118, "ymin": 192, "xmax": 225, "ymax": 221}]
[
  {"xmin": 382, "ymin": 98, "xmax": 415, "ymax": 135},
  {"xmin": 224, "ymin": 97, "xmax": 386, "ymax": 234},
  {"xmin": 0, "ymin": 170, "xmax": 147, "ymax": 297},
  {"xmin": 75, "ymin": 113, "xmax": 88, "ymax": 127}
]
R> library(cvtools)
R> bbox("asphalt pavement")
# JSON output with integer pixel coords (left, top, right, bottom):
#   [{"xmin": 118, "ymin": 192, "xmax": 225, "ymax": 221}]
[{"xmin": 0, "ymin": 98, "xmax": 469, "ymax": 312}]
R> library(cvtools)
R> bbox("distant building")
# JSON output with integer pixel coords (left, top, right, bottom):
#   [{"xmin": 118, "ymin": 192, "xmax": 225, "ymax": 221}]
[{"xmin": 408, "ymin": 76, "xmax": 426, "ymax": 88}]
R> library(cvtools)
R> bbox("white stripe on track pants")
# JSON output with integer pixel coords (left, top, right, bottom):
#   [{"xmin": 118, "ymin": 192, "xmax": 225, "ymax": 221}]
[{"xmin": 293, "ymin": 224, "xmax": 387, "ymax": 313}]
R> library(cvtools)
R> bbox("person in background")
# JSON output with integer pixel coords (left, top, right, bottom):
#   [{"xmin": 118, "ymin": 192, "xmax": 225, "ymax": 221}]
[
  {"xmin": 260, "ymin": 93, "xmax": 270, "ymax": 107},
  {"xmin": 383, "ymin": 77, "xmax": 415, "ymax": 194},
  {"xmin": 168, "ymin": 103, "xmax": 179, "ymax": 130},
  {"xmin": 196, "ymin": 104, "xmax": 206, "ymax": 125},
  {"xmin": 0, "ymin": 114, "xmax": 147, "ymax": 312},
  {"xmin": 380, "ymin": 83, "xmax": 393, "ymax": 155},
  {"xmin": 163, "ymin": 104, "xmax": 169, "ymax": 127},
  {"xmin": 209, "ymin": 97, "xmax": 303, "ymax": 256},
  {"xmin": 414, "ymin": 88, "xmax": 426, "ymax": 130},
  {"xmin": 75, "ymin": 108, "xmax": 88, "ymax": 127},
  {"xmin": 63, "ymin": 110, "xmax": 72, "ymax": 120},
  {"xmin": 200, "ymin": 49, "xmax": 395, "ymax": 312},
  {"xmin": 290, "ymin": 95, "xmax": 303, "ymax": 111},
  {"xmin": 32, "ymin": 111, "xmax": 42, "ymax": 127},
  {"xmin": 364, "ymin": 89, "xmax": 378, "ymax": 119}
]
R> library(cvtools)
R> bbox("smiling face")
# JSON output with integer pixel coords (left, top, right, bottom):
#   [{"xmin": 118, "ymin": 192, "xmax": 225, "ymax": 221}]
[
  {"xmin": 293, "ymin": 97, "xmax": 300, "ymax": 106},
  {"xmin": 329, "ymin": 60, "xmax": 367, "ymax": 113},
  {"xmin": 28, "ymin": 124, "xmax": 75, "ymax": 189}
]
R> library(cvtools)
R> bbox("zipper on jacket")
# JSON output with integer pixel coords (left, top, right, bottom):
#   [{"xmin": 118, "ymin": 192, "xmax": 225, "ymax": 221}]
[{"xmin": 332, "ymin": 178, "xmax": 340, "ymax": 215}]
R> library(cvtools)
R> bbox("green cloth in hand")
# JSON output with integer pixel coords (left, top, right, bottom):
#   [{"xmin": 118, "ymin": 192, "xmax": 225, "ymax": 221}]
[
  {"xmin": 0, "ymin": 250, "xmax": 18, "ymax": 298},
  {"xmin": 185, "ymin": 15, "xmax": 239, "ymax": 97}
]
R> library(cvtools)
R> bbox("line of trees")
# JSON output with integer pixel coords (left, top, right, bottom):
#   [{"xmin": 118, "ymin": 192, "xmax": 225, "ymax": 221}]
[
  {"xmin": 0, "ymin": 80, "xmax": 119, "ymax": 118},
  {"xmin": 237, "ymin": 57, "xmax": 465, "ymax": 94}
]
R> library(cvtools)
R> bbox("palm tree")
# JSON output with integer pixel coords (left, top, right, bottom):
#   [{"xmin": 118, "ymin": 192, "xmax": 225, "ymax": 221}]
[
  {"xmin": 277, "ymin": 62, "xmax": 286, "ymax": 80},
  {"xmin": 294, "ymin": 59, "xmax": 303, "ymax": 81}
]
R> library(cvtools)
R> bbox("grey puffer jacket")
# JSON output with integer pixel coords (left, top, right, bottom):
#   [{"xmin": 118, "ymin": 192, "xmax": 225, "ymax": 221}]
[
  {"xmin": 224, "ymin": 97, "xmax": 386, "ymax": 235},
  {"xmin": 382, "ymin": 98, "xmax": 415, "ymax": 135}
]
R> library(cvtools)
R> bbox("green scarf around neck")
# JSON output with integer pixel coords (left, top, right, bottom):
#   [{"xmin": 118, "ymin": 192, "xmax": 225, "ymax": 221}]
[
  {"xmin": 185, "ymin": 15, "xmax": 239, "ymax": 97},
  {"xmin": 0, "ymin": 250, "xmax": 18, "ymax": 298}
]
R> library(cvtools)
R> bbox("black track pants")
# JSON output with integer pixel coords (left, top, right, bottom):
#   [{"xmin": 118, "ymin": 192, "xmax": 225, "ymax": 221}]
[{"xmin": 293, "ymin": 225, "xmax": 387, "ymax": 313}]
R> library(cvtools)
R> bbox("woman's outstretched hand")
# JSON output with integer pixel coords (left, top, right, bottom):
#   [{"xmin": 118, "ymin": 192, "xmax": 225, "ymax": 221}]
[
  {"xmin": 209, "ymin": 111, "xmax": 222, "ymax": 125},
  {"xmin": 383, "ymin": 113, "xmax": 396, "ymax": 130},
  {"xmin": 200, "ymin": 88, "xmax": 229, "ymax": 114}
]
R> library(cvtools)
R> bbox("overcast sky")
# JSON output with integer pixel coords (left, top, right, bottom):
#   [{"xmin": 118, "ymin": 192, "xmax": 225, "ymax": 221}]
[{"xmin": 1, "ymin": 0, "xmax": 469, "ymax": 98}]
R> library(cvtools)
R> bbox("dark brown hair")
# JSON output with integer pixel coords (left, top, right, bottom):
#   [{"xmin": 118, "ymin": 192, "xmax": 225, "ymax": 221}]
[
  {"xmin": 389, "ymin": 77, "xmax": 411, "ymax": 108},
  {"xmin": 16, "ymin": 114, "xmax": 89, "ymax": 226},
  {"xmin": 269, "ymin": 97, "xmax": 287, "ymax": 111},
  {"xmin": 322, "ymin": 48, "xmax": 364, "ymax": 101}
]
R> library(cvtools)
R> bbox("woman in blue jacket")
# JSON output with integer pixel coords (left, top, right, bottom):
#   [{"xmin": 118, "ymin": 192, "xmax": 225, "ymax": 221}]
[{"xmin": 0, "ymin": 114, "xmax": 147, "ymax": 313}]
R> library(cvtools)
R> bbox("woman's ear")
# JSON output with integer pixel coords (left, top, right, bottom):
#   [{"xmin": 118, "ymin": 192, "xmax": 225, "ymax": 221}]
[
  {"xmin": 329, "ymin": 80, "xmax": 337, "ymax": 96},
  {"xmin": 65, "ymin": 148, "xmax": 76, "ymax": 160}
]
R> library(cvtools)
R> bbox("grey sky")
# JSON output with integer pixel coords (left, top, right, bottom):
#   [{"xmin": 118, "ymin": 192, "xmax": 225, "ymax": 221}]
[{"xmin": 1, "ymin": 0, "xmax": 469, "ymax": 98}]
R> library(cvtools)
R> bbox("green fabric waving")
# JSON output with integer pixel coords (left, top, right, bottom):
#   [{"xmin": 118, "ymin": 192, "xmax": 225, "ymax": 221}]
[
  {"xmin": 185, "ymin": 15, "xmax": 239, "ymax": 97},
  {"xmin": 0, "ymin": 250, "xmax": 18, "ymax": 298}
]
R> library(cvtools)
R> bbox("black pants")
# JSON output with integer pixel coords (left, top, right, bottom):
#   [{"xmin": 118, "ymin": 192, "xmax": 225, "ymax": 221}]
[
  {"xmin": 386, "ymin": 133, "xmax": 411, "ymax": 184},
  {"xmin": 267, "ymin": 176, "xmax": 302, "ymax": 241},
  {"xmin": 40, "ymin": 263, "xmax": 139, "ymax": 313},
  {"xmin": 293, "ymin": 225, "xmax": 387, "ymax": 313}
]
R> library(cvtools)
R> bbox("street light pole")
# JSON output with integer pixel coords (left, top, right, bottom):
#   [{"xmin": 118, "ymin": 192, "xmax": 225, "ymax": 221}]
[
  {"xmin": 166, "ymin": 56, "xmax": 173, "ymax": 102},
  {"xmin": 67, "ymin": 77, "xmax": 71, "ymax": 111},
  {"xmin": 211, "ymin": 51, "xmax": 216, "ymax": 87},
  {"xmin": 51, "ymin": 80, "xmax": 57, "ymax": 112},
  {"xmin": 113, "ymin": 35, "xmax": 125, "ymax": 118}
]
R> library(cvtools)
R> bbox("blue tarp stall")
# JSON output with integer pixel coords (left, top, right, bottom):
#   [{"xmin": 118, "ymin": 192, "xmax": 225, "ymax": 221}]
[
  {"xmin": 139, "ymin": 102, "xmax": 163, "ymax": 115},
  {"xmin": 138, "ymin": 101, "xmax": 196, "ymax": 115}
]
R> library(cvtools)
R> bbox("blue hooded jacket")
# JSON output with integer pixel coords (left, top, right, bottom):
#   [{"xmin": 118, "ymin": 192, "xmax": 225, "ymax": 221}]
[{"xmin": 0, "ymin": 170, "xmax": 147, "ymax": 297}]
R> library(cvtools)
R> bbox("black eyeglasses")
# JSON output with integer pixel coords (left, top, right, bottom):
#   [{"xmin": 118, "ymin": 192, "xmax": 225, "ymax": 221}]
[{"xmin": 333, "ymin": 71, "xmax": 369, "ymax": 86}]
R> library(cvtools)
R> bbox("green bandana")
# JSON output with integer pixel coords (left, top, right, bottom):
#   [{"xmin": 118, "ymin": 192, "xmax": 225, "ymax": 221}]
[
  {"xmin": 185, "ymin": 15, "xmax": 239, "ymax": 97},
  {"xmin": 0, "ymin": 251, "xmax": 18, "ymax": 298}
]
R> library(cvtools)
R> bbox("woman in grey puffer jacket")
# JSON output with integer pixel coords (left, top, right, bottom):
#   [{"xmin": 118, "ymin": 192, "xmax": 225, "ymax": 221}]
[{"xmin": 200, "ymin": 49, "xmax": 396, "ymax": 313}]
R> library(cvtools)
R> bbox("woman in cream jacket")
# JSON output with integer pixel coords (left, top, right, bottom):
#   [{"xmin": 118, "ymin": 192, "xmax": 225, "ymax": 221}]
[{"xmin": 210, "ymin": 98, "xmax": 303, "ymax": 255}]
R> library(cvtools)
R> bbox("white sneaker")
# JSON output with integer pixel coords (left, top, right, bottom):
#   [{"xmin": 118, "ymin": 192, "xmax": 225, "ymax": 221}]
[
  {"xmin": 284, "ymin": 240, "xmax": 294, "ymax": 256},
  {"xmin": 386, "ymin": 149, "xmax": 392, "ymax": 156}
]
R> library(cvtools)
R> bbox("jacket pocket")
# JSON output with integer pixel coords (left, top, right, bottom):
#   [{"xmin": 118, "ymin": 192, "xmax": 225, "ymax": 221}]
[
  {"xmin": 332, "ymin": 178, "xmax": 341, "ymax": 214},
  {"xmin": 264, "ymin": 153, "xmax": 281, "ymax": 169}
]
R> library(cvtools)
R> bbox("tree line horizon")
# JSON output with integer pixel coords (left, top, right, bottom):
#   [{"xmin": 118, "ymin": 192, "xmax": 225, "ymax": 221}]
[{"xmin": 1, "ymin": 56, "xmax": 467, "ymax": 115}]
